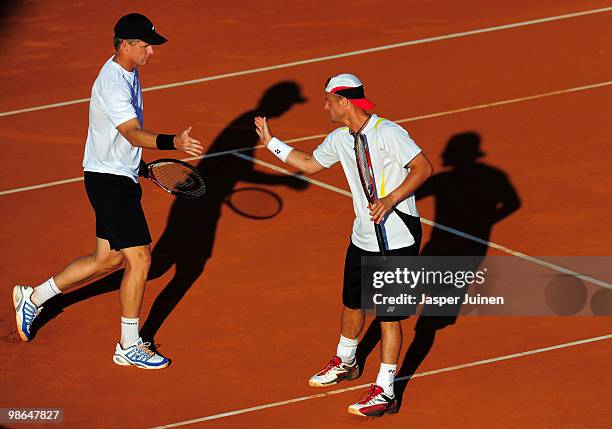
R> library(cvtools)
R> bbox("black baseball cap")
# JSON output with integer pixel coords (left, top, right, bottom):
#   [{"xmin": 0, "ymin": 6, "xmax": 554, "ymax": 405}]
[{"xmin": 114, "ymin": 13, "xmax": 167, "ymax": 45}]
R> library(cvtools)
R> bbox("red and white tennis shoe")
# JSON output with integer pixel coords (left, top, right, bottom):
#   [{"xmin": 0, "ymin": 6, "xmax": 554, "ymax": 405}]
[
  {"xmin": 308, "ymin": 355, "xmax": 359, "ymax": 387},
  {"xmin": 348, "ymin": 384, "xmax": 398, "ymax": 417}
]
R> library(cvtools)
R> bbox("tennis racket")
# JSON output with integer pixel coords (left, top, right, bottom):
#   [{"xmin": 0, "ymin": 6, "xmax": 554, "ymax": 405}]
[
  {"xmin": 353, "ymin": 132, "xmax": 388, "ymax": 255},
  {"xmin": 139, "ymin": 158, "xmax": 206, "ymax": 199}
]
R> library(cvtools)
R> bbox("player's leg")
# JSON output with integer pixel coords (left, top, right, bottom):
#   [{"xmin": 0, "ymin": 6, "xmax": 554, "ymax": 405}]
[
  {"xmin": 80, "ymin": 172, "xmax": 167, "ymax": 369},
  {"xmin": 45, "ymin": 237, "xmax": 124, "ymax": 293},
  {"xmin": 112, "ymin": 244, "xmax": 168, "ymax": 369},
  {"xmin": 340, "ymin": 306, "xmax": 365, "ymax": 339},
  {"xmin": 118, "ymin": 244, "xmax": 151, "ymax": 319},
  {"xmin": 338, "ymin": 242, "xmax": 369, "ymax": 363},
  {"xmin": 347, "ymin": 318, "xmax": 402, "ymax": 417},
  {"xmin": 378, "ymin": 319, "xmax": 402, "ymax": 392},
  {"xmin": 348, "ymin": 234, "xmax": 420, "ymax": 417},
  {"xmin": 309, "ymin": 242, "xmax": 364, "ymax": 387},
  {"xmin": 308, "ymin": 306, "xmax": 362, "ymax": 388},
  {"xmin": 13, "ymin": 237, "xmax": 124, "ymax": 342}
]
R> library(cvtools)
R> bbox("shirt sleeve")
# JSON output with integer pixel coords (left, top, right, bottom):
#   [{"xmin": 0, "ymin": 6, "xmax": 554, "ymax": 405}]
[
  {"xmin": 379, "ymin": 122, "xmax": 422, "ymax": 168},
  {"xmin": 312, "ymin": 132, "xmax": 340, "ymax": 168},
  {"xmin": 100, "ymin": 82, "xmax": 137, "ymax": 128}
]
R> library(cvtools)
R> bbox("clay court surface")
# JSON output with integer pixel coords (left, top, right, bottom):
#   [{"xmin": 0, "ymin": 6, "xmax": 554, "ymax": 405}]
[{"xmin": 1, "ymin": 1, "xmax": 611, "ymax": 428}]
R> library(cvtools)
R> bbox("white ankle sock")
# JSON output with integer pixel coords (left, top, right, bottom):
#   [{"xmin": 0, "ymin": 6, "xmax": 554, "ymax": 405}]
[
  {"xmin": 336, "ymin": 335, "xmax": 358, "ymax": 362},
  {"xmin": 120, "ymin": 317, "xmax": 140, "ymax": 348},
  {"xmin": 376, "ymin": 363, "xmax": 397, "ymax": 396},
  {"xmin": 31, "ymin": 277, "xmax": 61, "ymax": 306}
]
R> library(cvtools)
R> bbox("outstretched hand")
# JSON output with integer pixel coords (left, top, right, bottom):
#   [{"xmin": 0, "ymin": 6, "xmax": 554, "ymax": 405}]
[
  {"xmin": 174, "ymin": 126, "xmax": 204, "ymax": 157},
  {"xmin": 254, "ymin": 116, "xmax": 273, "ymax": 146}
]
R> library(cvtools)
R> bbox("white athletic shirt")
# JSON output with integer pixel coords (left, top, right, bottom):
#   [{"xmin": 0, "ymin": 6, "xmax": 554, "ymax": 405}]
[
  {"xmin": 312, "ymin": 114, "xmax": 422, "ymax": 251},
  {"xmin": 83, "ymin": 56, "xmax": 143, "ymax": 182}
]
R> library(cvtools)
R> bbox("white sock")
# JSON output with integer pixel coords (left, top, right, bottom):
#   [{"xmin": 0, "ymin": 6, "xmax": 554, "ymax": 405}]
[
  {"xmin": 31, "ymin": 277, "xmax": 61, "ymax": 306},
  {"xmin": 120, "ymin": 317, "xmax": 140, "ymax": 348},
  {"xmin": 376, "ymin": 363, "xmax": 397, "ymax": 396},
  {"xmin": 336, "ymin": 335, "xmax": 359, "ymax": 363}
]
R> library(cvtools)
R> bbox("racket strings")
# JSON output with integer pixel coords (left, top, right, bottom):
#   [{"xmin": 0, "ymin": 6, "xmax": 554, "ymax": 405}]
[
  {"xmin": 350, "ymin": 119, "xmax": 388, "ymax": 255},
  {"xmin": 149, "ymin": 162, "xmax": 206, "ymax": 198},
  {"xmin": 354, "ymin": 133, "xmax": 375, "ymax": 202}
]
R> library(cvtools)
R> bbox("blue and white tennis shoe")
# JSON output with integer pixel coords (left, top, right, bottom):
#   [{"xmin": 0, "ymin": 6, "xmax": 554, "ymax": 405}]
[
  {"xmin": 113, "ymin": 337, "xmax": 169, "ymax": 369},
  {"xmin": 13, "ymin": 285, "xmax": 42, "ymax": 341}
]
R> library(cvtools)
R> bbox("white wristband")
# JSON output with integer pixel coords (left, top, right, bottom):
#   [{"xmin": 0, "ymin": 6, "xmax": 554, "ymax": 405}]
[{"xmin": 267, "ymin": 137, "xmax": 293, "ymax": 162}]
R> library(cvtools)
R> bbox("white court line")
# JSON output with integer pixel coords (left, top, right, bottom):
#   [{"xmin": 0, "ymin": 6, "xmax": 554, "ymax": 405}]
[
  {"xmin": 233, "ymin": 152, "xmax": 612, "ymax": 291},
  {"xmin": 151, "ymin": 333, "xmax": 612, "ymax": 428},
  {"xmin": 0, "ymin": 177, "xmax": 85, "ymax": 195},
  {"xmin": 394, "ymin": 81, "xmax": 612, "ymax": 125},
  {"xmin": 1, "ymin": 6, "xmax": 611, "ymax": 118},
  {"xmin": 2, "ymin": 80, "xmax": 610, "ymax": 197}
]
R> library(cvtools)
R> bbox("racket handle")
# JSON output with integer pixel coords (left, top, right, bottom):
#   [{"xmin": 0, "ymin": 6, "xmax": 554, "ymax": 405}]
[{"xmin": 374, "ymin": 223, "xmax": 388, "ymax": 256}]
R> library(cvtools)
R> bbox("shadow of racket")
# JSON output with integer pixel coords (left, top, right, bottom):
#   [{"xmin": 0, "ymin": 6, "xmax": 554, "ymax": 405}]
[{"xmin": 225, "ymin": 187, "xmax": 283, "ymax": 220}]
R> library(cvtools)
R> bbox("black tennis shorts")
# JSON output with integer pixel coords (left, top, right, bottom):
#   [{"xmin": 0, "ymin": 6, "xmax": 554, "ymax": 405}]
[
  {"xmin": 343, "ymin": 211, "xmax": 422, "ymax": 322},
  {"xmin": 84, "ymin": 172, "xmax": 152, "ymax": 250}
]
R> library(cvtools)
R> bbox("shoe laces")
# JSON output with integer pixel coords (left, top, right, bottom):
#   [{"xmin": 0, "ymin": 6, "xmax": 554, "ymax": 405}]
[
  {"xmin": 359, "ymin": 385, "xmax": 383, "ymax": 404},
  {"xmin": 321, "ymin": 355, "xmax": 342, "ymax": 374},
  {"xmin": 134, "ymin": 342, "xmax": 155, "ymax": 358}
]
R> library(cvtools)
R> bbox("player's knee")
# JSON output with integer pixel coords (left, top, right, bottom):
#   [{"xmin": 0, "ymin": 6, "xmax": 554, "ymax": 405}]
[{"xmin": 125, "ymin": 248, "xmax": 151, "ymax": 273}]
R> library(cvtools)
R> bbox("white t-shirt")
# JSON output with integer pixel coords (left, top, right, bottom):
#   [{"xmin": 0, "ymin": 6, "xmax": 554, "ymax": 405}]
[
  {"xmin": 83, "ymin": 56, "xmax": 143, "ymax": 182},
  {"xmin": 312, "ymin": 114, "xmax": 422, "ymax": 251}
]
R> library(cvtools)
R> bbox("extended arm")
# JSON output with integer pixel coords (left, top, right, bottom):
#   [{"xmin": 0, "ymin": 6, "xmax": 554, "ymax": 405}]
[
  {"xmin": 254, "ymin": 116, "xmax": 325, "ymax": 175},
  {"xmin": 116, "ymin": 118, "xmax": 204, "ymax": 157}
]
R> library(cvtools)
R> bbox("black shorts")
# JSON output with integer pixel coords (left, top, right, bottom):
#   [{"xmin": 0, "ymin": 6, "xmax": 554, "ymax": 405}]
[
  {"xmin": 84, "ymin": 172, "xmax": 152, "ymax": 250},
  {"xmin": 343, "ymin": 212, "xmax": 422, "ymax": 322}
]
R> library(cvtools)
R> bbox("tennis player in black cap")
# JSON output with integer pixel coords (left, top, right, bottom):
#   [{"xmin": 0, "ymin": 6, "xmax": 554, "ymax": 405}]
[{"xmin": 12, "ymin": 13, "xmax": 203, "ymax": 369}]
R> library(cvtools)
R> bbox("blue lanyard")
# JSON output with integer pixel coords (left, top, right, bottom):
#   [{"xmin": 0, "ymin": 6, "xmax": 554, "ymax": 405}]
[{"xmin": 122, "ymin": 70, "xmax": 143, "ymax": 127}]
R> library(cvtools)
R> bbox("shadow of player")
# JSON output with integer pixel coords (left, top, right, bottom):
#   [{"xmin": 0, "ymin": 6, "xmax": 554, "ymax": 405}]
[{"xmin": 141, "ymin": 81, "xmax": 310, "ymax": 344}]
